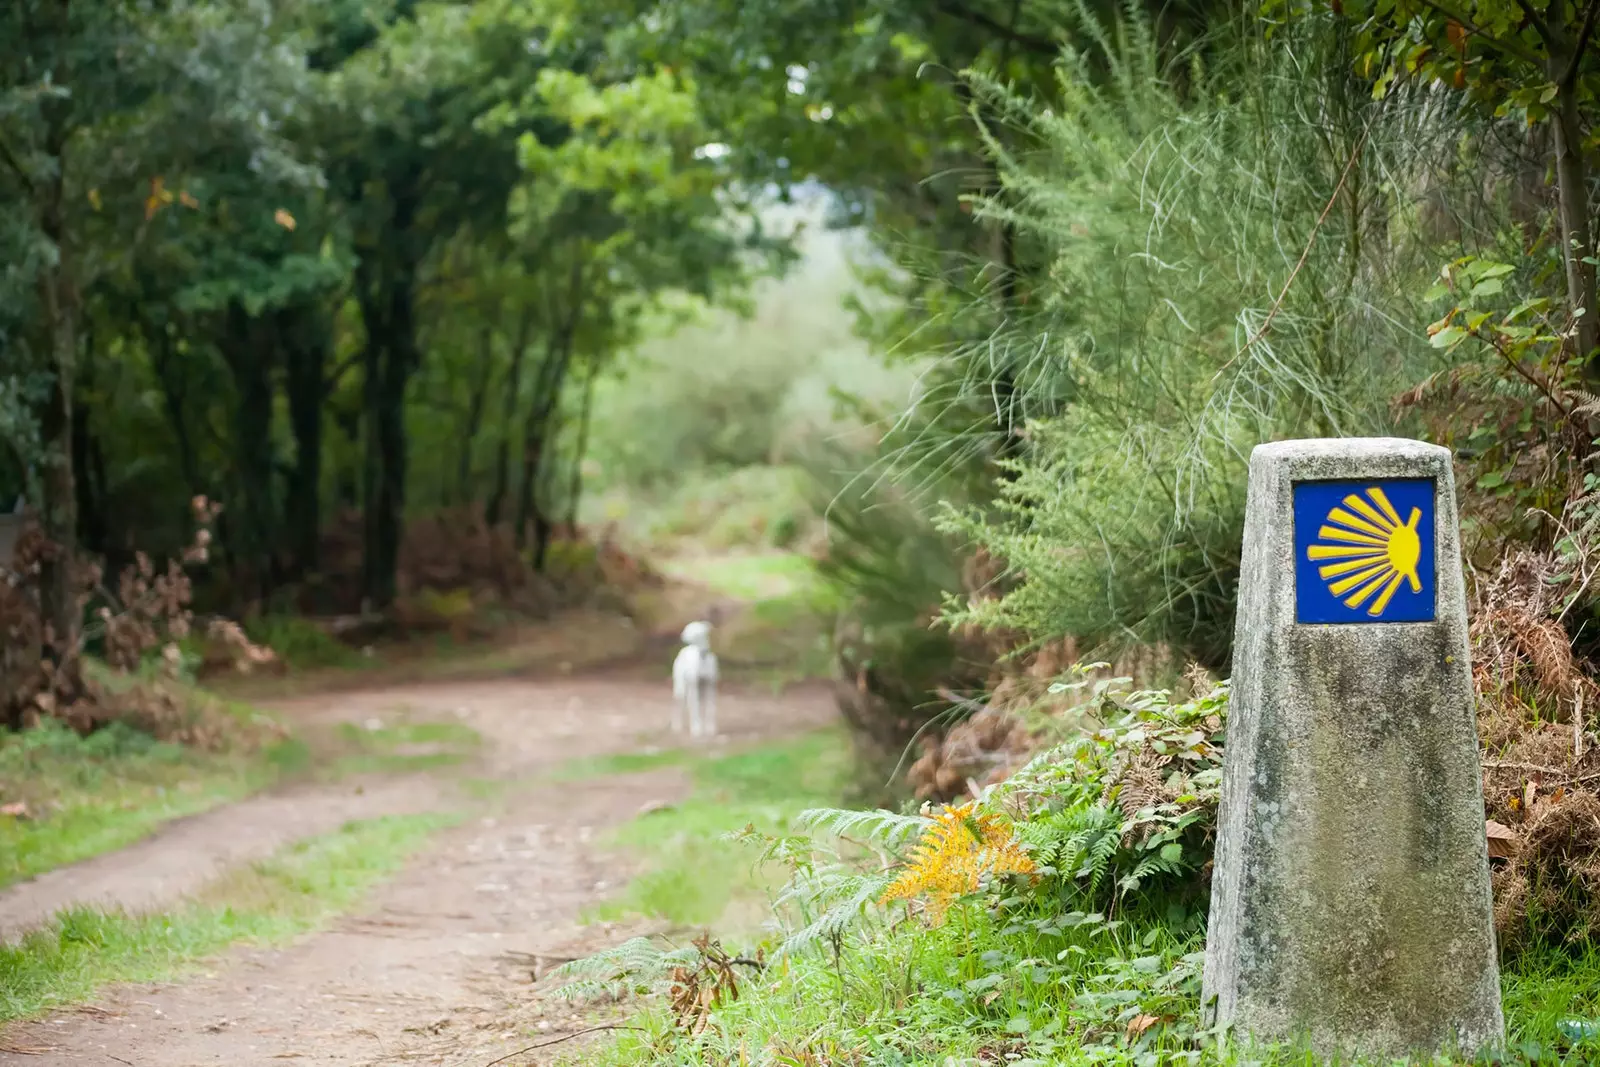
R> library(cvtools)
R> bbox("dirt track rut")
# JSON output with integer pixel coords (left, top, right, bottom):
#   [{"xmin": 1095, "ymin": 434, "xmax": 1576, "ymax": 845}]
[{"xmin": 0, "ymin": 671, "xmax": 836, "ymax": 1066}]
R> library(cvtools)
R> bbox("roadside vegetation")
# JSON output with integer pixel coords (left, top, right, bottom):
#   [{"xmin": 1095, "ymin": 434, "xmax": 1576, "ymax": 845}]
[
  {"xmin": 0, "ymin": 718, "xmax": 304, "ymax": 889},
  {"xmin": 0, "ymin": 813, "xmax": 450, "ymax": 1024},
  {"xmin": 9, "ymin": 0, "xmax": 1600, "ymax": 1063},
  {"xmin": 584, "ymin": 730, "xmax": 850, "ymax": 931}
]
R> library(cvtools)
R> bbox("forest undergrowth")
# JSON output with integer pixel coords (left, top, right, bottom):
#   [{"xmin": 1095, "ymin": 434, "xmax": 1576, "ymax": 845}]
[{"xmin": 539, "ymin": 4, "xmax": 1600, "ymax": 1064}]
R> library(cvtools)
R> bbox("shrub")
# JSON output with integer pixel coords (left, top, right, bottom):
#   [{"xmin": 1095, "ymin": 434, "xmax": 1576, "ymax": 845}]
[
  {"xmin": 239, "ymin": 616, "xmax": 359, "ymax": 672},
  {"xmin": 551, "ymin": 677, "xmax": 1229, "ymax": 1062},
  {"xmin": 929, "ymin": 8, "xmax": 1491, "ymax": 671}
]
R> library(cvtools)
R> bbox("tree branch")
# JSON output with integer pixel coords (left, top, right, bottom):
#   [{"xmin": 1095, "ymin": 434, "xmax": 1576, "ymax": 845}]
[
  {"xmin": 932, "ymin": 0, "xmax": 1059, "ymax": 56},
  {"xmin": 1509, "ymin": 0, "xmax": 1555, "ymax": 49},
  {"xmin": 1563, "ymin": 0, "xmax": 1600, "ymax": 84},
  {"xmin": 1411, "ymin": 0, "xmax": 1547, "ymax": 66},
  {"xmin": 477, "ymin": 1025, "xmax": 646, "ymax": 1067}
]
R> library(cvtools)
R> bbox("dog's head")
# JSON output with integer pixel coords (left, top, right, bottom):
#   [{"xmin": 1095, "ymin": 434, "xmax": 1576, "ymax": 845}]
[{"xmin": 680, "ymin": 620, "xmax": 712, "ymax": 649}]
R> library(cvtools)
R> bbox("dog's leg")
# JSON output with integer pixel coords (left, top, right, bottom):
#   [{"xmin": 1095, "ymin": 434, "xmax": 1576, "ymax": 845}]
[
  {"xmin": 703, "ymin": 676, "xmax": 716, "ymax": 738},
  {"xmin": 686, "ymin": 672, "xmax": 701, "ymax": 739}
]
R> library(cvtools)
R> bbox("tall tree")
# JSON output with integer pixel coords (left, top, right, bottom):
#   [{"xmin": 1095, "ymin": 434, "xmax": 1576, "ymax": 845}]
[{"xmin": 1333, "ymin": 0, "xmax": 1600, "ymax": 370}]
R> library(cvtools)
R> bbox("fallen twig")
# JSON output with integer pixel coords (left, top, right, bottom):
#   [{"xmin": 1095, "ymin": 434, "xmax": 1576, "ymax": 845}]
[
  {"xmin": 478, "ymin": 1024, "xmax": 647, "ymax": 1067},
  {"xmin": 1482, "ymin": 760, "xmax": 1573, "ymax": 776}
]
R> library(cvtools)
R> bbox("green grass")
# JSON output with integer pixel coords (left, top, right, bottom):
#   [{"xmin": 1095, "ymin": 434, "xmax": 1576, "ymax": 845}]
[
  {"xmin": 550, "ymin": 748, "xmax": 695, "ymax": 783},
  {"xmin": 584, "ymin": 729, "xmax": 849, "ymax": 930},
  {"xmin": 574, "ymin": 904, "xmax": 1600, "ymax": 1067},
  {"xmin": 657, "ymin": 550, "xmax": 840, "ymax": 686},
  {"xmin": 1504, "ymin": 944, "xmax": 1600, "ymax": 1057},
  {"xmin": 0, "ymin": 720, "xmax": 305, "ymax": 890},
  {"xmin": 0, "ymin": 813, "xmax": 451, "ymax": 1023},
  {"xmin": 567, "ymin": 731, "xmax": 1600, "ymax": 1067},
  {"xmin": 329, "ymin": 719, "xmax": 483, "ymax": 777},
  {"xmin": 658, "ymin": 551, "xmax": 822, "ymax": 603},
  {"xmin": 241, "ymin": 615, "xmax": 365, "ymax": 672}
]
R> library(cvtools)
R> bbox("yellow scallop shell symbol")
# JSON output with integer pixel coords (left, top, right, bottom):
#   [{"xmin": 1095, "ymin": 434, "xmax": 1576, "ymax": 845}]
[{"xmin": 1305, "ymin": 487, "xmax": 1423, "ymax": 618}]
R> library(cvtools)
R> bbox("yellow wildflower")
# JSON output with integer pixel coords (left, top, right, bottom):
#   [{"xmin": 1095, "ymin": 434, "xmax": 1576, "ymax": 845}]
[{"xmin": 880, "ymin": 802, "xmax": 1035, "ymax": 923}]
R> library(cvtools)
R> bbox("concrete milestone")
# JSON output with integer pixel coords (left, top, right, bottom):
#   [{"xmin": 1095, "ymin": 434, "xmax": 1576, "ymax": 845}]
[{"xmin": 1202, "ymin": 438, "xmax": 1503, "ymax": 1059}]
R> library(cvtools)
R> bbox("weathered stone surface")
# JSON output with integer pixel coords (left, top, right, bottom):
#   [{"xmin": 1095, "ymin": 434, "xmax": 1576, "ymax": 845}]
[{"xmin": 1202, "ymin": 438, "xmax": 1502, "ymax": 1059}]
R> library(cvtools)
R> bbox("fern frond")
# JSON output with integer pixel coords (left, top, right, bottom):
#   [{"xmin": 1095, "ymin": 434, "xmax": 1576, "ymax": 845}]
[
  {"xmin": 794, "ymin": 807, "xmax": 931, "ymax": 852},
  {"xmin": 776, "ymin": 870, "xmax": 894, "ymax": 959},
  {"xmin": 547, "ymin": 937, "xmax": 699, "ymax": 1001}
]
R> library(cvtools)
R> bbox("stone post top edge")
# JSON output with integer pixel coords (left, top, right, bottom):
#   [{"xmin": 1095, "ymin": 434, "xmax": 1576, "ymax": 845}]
[{"xmin": 1249, "ymin": 437, "xmax": 1450, "ymax": 465}]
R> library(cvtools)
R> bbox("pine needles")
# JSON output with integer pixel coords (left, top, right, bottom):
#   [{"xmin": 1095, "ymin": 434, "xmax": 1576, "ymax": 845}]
[{"xmin": 930, "ymin": 7, "xmax": 1494, "ymax": 670}]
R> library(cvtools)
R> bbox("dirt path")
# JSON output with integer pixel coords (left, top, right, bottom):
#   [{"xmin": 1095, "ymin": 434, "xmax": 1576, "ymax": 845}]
[
  {"xmin": 0, "ymin": 778, "xmax": 450, "ymax": 943},
  {"xmin": 0, "ymin": 667, "xmax": 837, "ymax": 1066}
]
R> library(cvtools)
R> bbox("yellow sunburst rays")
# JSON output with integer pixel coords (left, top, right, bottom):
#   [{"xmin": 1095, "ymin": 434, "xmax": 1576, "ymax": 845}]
[{"xmin": 1305, "ymin": 487, "xmax": 1424, "ymax": 618}]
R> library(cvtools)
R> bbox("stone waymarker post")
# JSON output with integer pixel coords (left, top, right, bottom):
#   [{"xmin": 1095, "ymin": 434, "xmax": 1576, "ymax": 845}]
[{"xmin": 1202, "ymin": 438, "xmax": 1502, "ymax": 1059}]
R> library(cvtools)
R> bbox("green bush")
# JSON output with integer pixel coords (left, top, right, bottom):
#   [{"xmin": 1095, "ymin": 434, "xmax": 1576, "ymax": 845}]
[
  {"xmin": 585, "ymin": 206, "xmax": 911, "ymax": 496},
  {"xmin": 557, "ymin": 676, "xmax": 1600, "ymax": 1065},
  {"xmin": 925, "ymin": 10, "xmax": 1494, "ymax": 670},
  {"xmin": 243, "ymin": 616, "xmax": 359, "ymax": 671},
  {"xmin": 804, "ymin": 442, "xmax": 992, "ymax": 800}
]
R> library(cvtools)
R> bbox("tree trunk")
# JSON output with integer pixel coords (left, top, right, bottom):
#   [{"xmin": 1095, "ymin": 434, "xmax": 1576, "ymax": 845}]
[
  {"xmin": 283, "ymin": 306, "xmax": 329, "ymax": 580},
  {"xmin": 34, "ymin": 141, "xmax": 78, "ymax": 661},
  {"xmin": 564, "ymin": 356, "xmax": 601, "ymax": 531},
  {"xmin": 358, "ymin": 277, "xmax": 420, "ymax": 611},
  {"xmin": 1554, "ymin": 79, "xmax": 1599, "ymax": 369},
  {"xmin": 354, "ymin": 182, "xmax": 424, "ymax": 611},
  {"xmin": 511, "ymin": 336, "xmax": 564, "ymax": 551},
  {"xmin": 223, "ymin": 303, "xmax": 279, "ymax": 603},
  {"xmin": 512, "ymin": 414, "xmax": 545, "ymax": 554},
  {"xmin": 486, "ymin": 306, "xmax": 535, "ymax": 528},
  {"xmin": 456, "ymin": 324, "xmax": 495, "ymax": 505},
  {"xmin": 514, "ymin": 262, "xmax": 585, "ymax": 555},
  {"xmin": 70, "ymin": 399, "xmax": 106, "ymax": 559},
  {"xmin": 149, "ymin": 328, "xmax": 205, "ymax": 498}
]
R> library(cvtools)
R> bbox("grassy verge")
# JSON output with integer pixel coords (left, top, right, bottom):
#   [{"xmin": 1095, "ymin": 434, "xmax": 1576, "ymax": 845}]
[
  {"xmin": 328, "ymin": 719, "xmax": 483, "ymax": 778},
  {"xmin": 659, "ymin": 551, "xmax": 838, "ymax": 688},
  {"xmin": 550, "ymin": 748, "xmax": 694, "ymax": 784},
  {"xmin": 0, "ymin": 813, "xmax": 450, "ymax": 1023},
  {"xmin": 657, "ymin": 551, "xmax": 820, "ymax": 603},
  {"xmin": 561, "ymin": 700, "xmax": 1600, "ymax": 1066},
  {"xmin": 575, "ymin": 903, "xmax": 1600, "ymax": 1067},
  {"xmin": 0, "ymin": 719, "xmax": 306, "ymax": 890},
  {"xmin": 594, "ymin": 466, "xmax": 817, "ymax": 558},
  {"xmin": 582, "ymin": 729, "xmax": 849, "ymax": 930}
]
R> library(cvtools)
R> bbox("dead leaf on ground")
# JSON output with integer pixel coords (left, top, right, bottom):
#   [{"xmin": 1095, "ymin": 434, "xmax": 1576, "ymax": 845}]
[
  {"xmin": 1487, "ymin": 819, "xmax": 1521, "ymax": 860},
  {"xmin": 402, "ymin": 1017, "xmax": 451, "ymax": 1036},
  {"xmin": 1126, "ymin": 1013, "xmax": 1165, "ymax": 1039}
]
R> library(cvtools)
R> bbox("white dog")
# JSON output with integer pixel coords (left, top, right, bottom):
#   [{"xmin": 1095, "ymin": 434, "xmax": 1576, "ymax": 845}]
[{"xmin": 672, "ymin": 620, "xmax": 718, "ymax": 738}]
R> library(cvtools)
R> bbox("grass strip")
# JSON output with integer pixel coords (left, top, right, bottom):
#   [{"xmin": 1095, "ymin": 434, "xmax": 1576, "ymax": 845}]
[
  {"xmin": 0, "ymin": 720, "xmax": 306, "ymax": 889},
  {"xmin": 584, "ymin": 728, "xmax": 848, "ymax": 929},
  {"xmin": 0, "ymin": 812, "xmax": 452, "ymax": 1023}
]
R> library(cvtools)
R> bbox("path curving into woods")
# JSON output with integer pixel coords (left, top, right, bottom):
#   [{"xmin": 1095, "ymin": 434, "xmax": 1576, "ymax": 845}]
[{"xmin": 0, "ymin": 638, "xmax": 837, "ymax": 1066}]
